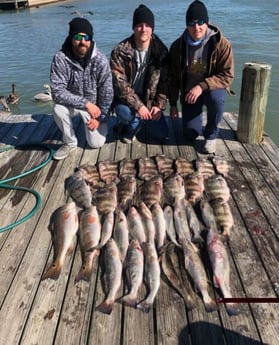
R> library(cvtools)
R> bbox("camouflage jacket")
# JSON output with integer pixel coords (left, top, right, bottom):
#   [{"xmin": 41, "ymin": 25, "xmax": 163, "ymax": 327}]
[
  {"xmin": 110, "ymin": 33, "xmax": 169, "ymax": 111},
  {"xmin": 169, "ymin": 24, "xmax": 234, "ymax": 106}
]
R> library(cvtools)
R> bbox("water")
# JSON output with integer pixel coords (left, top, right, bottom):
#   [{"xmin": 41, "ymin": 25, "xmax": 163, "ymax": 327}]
[{"xmin": 0, "ymin": 0, "xmax": 278, "ymax": 144}]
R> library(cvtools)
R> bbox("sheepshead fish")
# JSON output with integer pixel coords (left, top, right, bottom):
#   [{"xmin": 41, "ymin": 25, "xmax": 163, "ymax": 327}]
[
  {"xmin": 139, "ymin": 201, "xmax": 156, "ymax": 244},
  {"xmin": 151, "ymin": 202, "xmax": 166, "ymax": 251},
  {"xmin": 117, "ymin": 175, "xmax": 136, "ymax": 211},
  {"xmin": 182, "ymin": 239, "xmax": 217, "ymax": 313},
  {"xmin": 138, "ymin": 156, "xmax": 158, "ymax": 181},
  {"xmin": 77, "ymin": 163, "xmax": 101, "ymax": 188},
  {"xmin": 195, "ymin": 158, "xmax": 215, "ymax": 180},
  {"xmin": 119, "ymin": 239, "xmax": 144, "ymax": 307},
  {"xmin": 93, "ymin": 182, "xmax": 117, "ymax": 215},
  {"xmin": 137, "ymin": 241, "xmax": 161, "ymax": 313},
  {"xmin": 163, "ymin": 173, "xmax": 185, "ymax": 203},
  {"xmin": 204, "ymin": 174, "xmax": 230, "ymax": 204},
  {"xmin": 127, "ymin": 206, "xmax": 146, "ymax": 245},
  {"xmin": 211, "ymin": 198, "xmax": 234, "ymax": 240},
  {"xmin": 174, "ymin": 157, "xmax": 195, "ymax": 177},
  {"xmin": 43, "ymin": 202, "xmax": 79, "ymax": 280},
  {"xmin": 163, "ymin": 205, "xmax": 180, "ymax": 247},
  {"xmin": 96, "ymin": 238, "xmax": 122, "ymax": 314},
  {"xmin": 98, "ymin": 159, "xmax": 119, "ymax": 184},
  {"xmin": 211, "ymin": 157, "xmax": 230, "ymax": 177},
  {"xmin": 207, "ymin": 227, "xmax": 240, "ymax": 316},
  {"xmin": 97, "ymin": 211, "xmax": 114, "ymax": 249},
  {"xmin": 154, "ymin": 154, "xmax": 174, "ymax": 177},
  {"xmin": 119, "ymin": 158, "xmax": 137, "ymax": 178},
  {"xmin": 139, "ymin": 175, "xmax": 163, "ymax": 207},
  {"xmin": 75, "ymin": 206, "xmax": 101, "ymax": 283},
  {"xmin": 113, "ymin": 209, "xmax": 129, "ymax": 263},
  {"xmin": 184, "ymin": 171, "xmax": 204, "ymax": 205},
  {"xmin": 64, "ymin": 171, "xmax": 92, "ymax": 209},
  {"xmin": 161, "ymin": 242, "xmax": 196, "ymax": 310}
]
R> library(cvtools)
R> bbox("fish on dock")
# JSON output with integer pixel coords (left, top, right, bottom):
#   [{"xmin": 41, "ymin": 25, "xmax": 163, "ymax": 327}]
[
  {"xmin": 138, "ymin": 156, "xmax": 158, "ymax": 181},
  {"xmin": 117, "ymin": 175, "xmax": 136, "ymax": 211},
  {"xmin": 64, "ymin": 171, "xmax": 92, "ymax": 209},
  {"xmin": 174, "ymin": 157, "xmax": 195, "ymax": 177},
  {"xmin": 211, "ymin": 198, "xmax": 234, "ymax": 240},
  {"xmin": 154, "ymin": 154, "xmax": 174, "ymax": 177},
  {"xmin": 173, "ymin": 199, "xmax": 192, "ymax": 245},
  {"xmin": 161, "ymin": 242, "xmax": 196, "ymax": 310},
  {"xmin": 137, "ymin": 241, "xmax": 161, "ymax": 313},
  {"xmin": 119, "ymin": 158, "xmax": 137, "ymax": 178},
  {"xmin": 211, "ymin": 157, "xmax": 230, "ymax": 177},
  {"xmin": 119, "ymin": 239, "xmax": 144, "ymax": 308},
  {"xmin": 96, "ymin": 238, "xmax": 123, "ymax": 314},
  {"xmin": 163, "ymin": 205, "xmax": 181, "ymax": 247},
  {"xmin": 127, "ymin": 206, "xmax": 146, "ymax": 245},
  {"xmin": 151, "ymin": 202, "xmax": 166, "ymax": 252},
  {"xmin": 195, "ymin": 158, "xmax": 216, "ymax": 180},
  {"xmin": 207, "ymin": 227, "xmax": 240, "ymax": 316},
  {"xmin": 184, "ymin": 171, "xmax": 205, "ymax": 205},
  {"xmin": 163, "ymin": 173, "xmax": 185, "ymax": 203},
  {"xmin": 113, "ymin": 209, "xmax": 129, "ymax": 263},
  {"xmin": 182, "ymin": 239, "xmax": 217, "ymax": 313},
  {"xmin": 204, "ymin": 174, "xmax": 231, "ymax": 204},
  {"xmin": 139, "ymin": 175, "xmax": 163, "ymax": 208},
  {"xmin": 76, "ymin": 163, "xmax": 102, "ymax": 189},
  {"xmin": 75, "ymin": 206, "xmax": 101, "ymax": 283},
  {"xmin": 139, "ymin": 201, "xmax": 156, "ymax": 244},
  {"xmin": 92, "ymin": 182, "xmax": 118, "ymax": 215},
  {"xmin": 42, "ymin": 202, "xmax": 79, "ymax": 280},
  {"xmin": 98, "ymin": 159, "xmax": 119, "ymax": 184},
  {"xmin": 97, "ymin": 211, "xmax": 114, "ymax": 249}
]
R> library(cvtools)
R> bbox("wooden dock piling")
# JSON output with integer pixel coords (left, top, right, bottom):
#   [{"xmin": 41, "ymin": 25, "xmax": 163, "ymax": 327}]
[{"xmin": 236, "ymin": 62, "xmax": 272, "ymax": 144}]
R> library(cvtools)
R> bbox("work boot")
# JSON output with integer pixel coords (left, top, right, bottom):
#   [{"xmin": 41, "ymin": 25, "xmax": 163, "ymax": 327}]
[{"xmin": 53, "ymin": 144, "xmax": 77, "ymax": 160}]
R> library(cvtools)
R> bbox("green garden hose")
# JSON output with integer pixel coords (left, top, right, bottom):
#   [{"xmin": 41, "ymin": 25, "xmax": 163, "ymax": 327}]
[{"xmin": 0, "ymin": 144, "xmax": 54, "ymax": 233}]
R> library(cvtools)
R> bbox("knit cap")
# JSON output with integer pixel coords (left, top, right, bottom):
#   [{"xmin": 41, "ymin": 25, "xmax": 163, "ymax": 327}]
[
  {"xmin": 132, "ymin": 4, "xmax": 155, "ymax": 30},
  {"xmin": 186, "ymin": 0, "xmax": 209, "ymax": 25},
  {"xmin": 69, "ymin": 17, "xmax": 93, "ymax": 39}
]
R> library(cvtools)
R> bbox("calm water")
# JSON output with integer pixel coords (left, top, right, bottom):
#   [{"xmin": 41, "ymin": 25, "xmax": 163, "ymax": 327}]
[{"xmin": 0, "ymin": 0, "xmax": 278, "ymax": 144}]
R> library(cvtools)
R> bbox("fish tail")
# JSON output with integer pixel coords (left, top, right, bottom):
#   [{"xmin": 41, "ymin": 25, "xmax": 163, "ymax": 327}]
[
  {"xmin": 96, "ymin": 299, "xmax": 114, "ymax": 315},
  {"xmin": 192, "ymin": 234, "xmax": 204, "ymax": 243},
  {"xmin": 203, "ymin": 295, "xmax": 218, "ymax": 312},
  {"xmin": 225, "ymin": 302, "xmax": 241, "ymax": 316},
  {"xmin": 74, "ymin": 264, "xmax": 92, "ymax": 283},
  {"xmin": 119, "ymin": 294, "xmax": 137, "ymax": 308},
  {"xmin": 136, "ymin": 300, "xmax": 152, "ymax": 313},
  {"xmin": 42, "ymin": 262, "xmax": 62, "ymax": 280}
]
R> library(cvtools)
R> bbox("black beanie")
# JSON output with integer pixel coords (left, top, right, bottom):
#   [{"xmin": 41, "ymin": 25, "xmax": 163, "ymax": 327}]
[
  {"xmin": 69, "ymin": 17, "xmax": 93, "ymax": 39},
  {"xmin": 186, "ymin": 0, "xmax": 209, "ymax": 25},
  {"xmin": 133, "ymin": 4, "xmax": 155, "ymax": 30}
]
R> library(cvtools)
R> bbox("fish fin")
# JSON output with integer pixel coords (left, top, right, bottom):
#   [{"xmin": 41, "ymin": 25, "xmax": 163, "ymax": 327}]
[
  {"xmin": 96, "ymin": 300, "xmax": 113, "ymax": 315},
  {"xmin": 74, "ymin": 264, "xmax": 92, "ymax": 283},
  {"xmin": 118, "ymin": 294, "xmax": 137, "ymax": 308},
  {"xmin": 213, "ymin": 275, "xmax": 221, "ymax": 289},
  {"xmin": 136, "ymin": 300, "xmax": 151, "ymax": 313},
  {"xmin": 42, "ymin": 262, "xmax": 62, "ymax": 280},
  {"xmin": 225, "ymin": 303, "xmax": 241, "ymax": 316}
]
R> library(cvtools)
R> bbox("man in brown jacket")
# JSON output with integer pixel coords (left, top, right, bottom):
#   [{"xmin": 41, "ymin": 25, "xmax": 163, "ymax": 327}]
[
  {"xmin": 169, "ymin": 0, "xmax": 234, "ymax": 153},
  {"xmin": 110, "ymin": 4, "xmax": 169, "ymax": 143}
]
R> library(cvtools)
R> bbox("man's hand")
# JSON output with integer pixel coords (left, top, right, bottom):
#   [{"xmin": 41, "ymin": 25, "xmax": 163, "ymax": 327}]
[
  {"xmin": 170, "ymin": 105, "xmax": 179, "ymax": 120},
  {"xmin": 138, "ymin": 105, "xmax": 152, "ymax": 120},
  {"xmin": 86, "ymin": 102, "xmax": 101, "ymax": 119},
  {"xmin": 185, "ymin": 85, "xmax": 202, "ymax": 104},
  {"xmin": 150, "ymin": 106, "xmax": 161, "ymax": 121},
  {"xmin": 87, "ymin": 118, "xmax": 100, "ymax": 130}
]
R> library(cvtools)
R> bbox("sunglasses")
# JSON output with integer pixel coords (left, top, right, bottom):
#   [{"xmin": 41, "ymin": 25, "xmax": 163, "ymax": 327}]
[
  {"xmin": 73, "ymin": 33, "xmax": 91, "ymax": 42},
  {"xmin": 187, "ymin": 19, "xmax": 206, "ymax": 27}
]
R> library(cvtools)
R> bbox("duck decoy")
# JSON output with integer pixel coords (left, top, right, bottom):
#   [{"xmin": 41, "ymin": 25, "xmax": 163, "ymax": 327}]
[
  {"xmin": 0, "ymin": 96, "xmax": 12, "ymax": 116},
  {"xmin": 34, "ymin": 84, "xmax": 52, "ymax": 102},
  {"xmin": 7, "ymin": 83, "xmax": 19, "ymax": 104}
]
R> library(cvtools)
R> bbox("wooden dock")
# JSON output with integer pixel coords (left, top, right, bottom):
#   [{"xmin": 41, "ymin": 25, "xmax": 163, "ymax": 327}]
[{"xmin": 0, "ymin": 112, "xmax": 278, "ymax": 345}]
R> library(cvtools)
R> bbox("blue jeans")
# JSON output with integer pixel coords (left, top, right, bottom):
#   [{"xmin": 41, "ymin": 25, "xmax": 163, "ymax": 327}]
[
  {"xmin": 115, "ymin": 103, "xmax": 169, "ymax": 141},
  {"xmin": 181, "ymin": 89, "xmax": 226, "ymax": 141}
]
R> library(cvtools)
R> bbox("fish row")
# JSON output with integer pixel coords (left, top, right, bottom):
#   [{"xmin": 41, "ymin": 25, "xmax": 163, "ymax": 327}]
[{"xmin": 42, "ymin": 198, "xmax": 239, "ymax": 316}]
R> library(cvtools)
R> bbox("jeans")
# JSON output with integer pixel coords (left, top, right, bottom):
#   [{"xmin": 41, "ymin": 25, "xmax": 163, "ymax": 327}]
[
  {"xmin": 115, "ymin": 103, "xmax": 169, "ymax": 141},
  {"xmin": 181, "ymin": 89, "xmax": 226, "ymax": 141},
  {"xmin": 53, "ymin": 104, "xmax": 108, "ymax": 148}
]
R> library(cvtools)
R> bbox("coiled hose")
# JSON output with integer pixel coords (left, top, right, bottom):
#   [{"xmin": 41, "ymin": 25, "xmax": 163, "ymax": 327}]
[{"xmin": 0, "ymin": 144, "xmax": 54, "ymax": 233}]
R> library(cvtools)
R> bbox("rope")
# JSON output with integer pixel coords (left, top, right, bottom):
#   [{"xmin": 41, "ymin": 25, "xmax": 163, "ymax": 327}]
[{"xmin": 0, "ymin": 144, "xmax": 54, "ymax": 233}]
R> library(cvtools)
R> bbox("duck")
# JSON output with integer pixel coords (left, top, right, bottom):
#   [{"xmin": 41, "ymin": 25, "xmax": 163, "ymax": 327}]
[
  {"xmin": 0, "ymin": 96, "xmax": 12, "ymax": 116},
  {"xmin": 7, "ymin": 83, "xmax": 19, "ymax": 104},
  {"xmin": 34, "ymin": 84, "xmax": 53, "ymax": 102}
]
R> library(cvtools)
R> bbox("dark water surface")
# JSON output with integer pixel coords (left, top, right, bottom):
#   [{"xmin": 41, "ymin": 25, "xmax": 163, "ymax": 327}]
[{"xmin": 0, "ymin": 0, "xmax": 278, "ymax": 144}]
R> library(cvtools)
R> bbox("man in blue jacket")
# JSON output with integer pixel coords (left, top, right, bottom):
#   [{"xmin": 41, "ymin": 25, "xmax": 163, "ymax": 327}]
[{"xmin": 50, "ymin": 17, "xmax": 113, "ymax": 160}]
